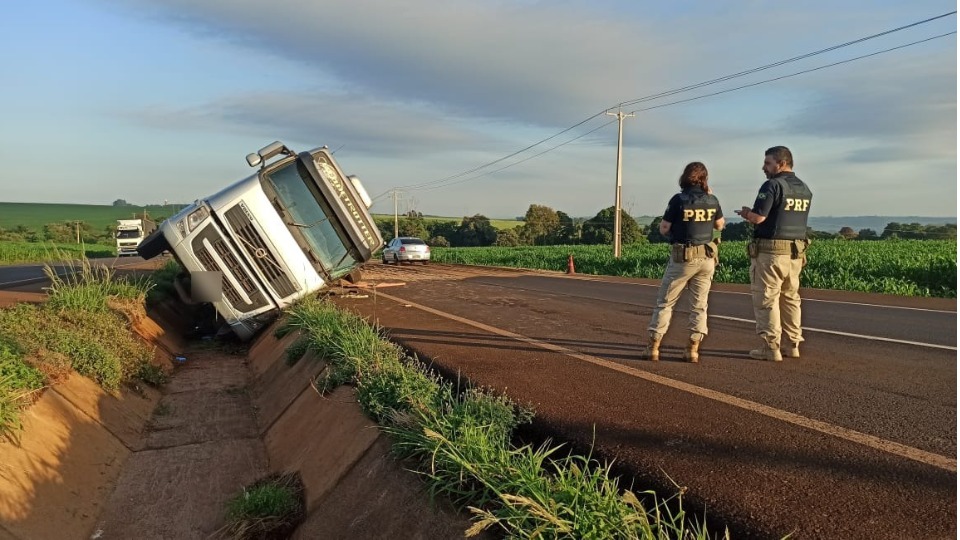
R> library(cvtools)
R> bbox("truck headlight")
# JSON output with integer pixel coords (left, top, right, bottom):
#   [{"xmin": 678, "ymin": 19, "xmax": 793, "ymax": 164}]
[{"xmin": 185, "ymin": 206, "xmax": 209, "ymax": 232}]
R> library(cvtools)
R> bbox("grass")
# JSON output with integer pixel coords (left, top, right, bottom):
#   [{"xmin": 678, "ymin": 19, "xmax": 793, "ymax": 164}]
[
  {"xmin": 0, "ymin": 241, "xmax": 114, "ymax": 266},
  {"xmin": 146, "ymin": 258, "xmax": 181, "ymax": 305},
  {"xmin": 281, "ymin": 296, "xmax": 724, "ymax": 539},
  {"xmin": 218, "ymin": 472, "xmax": 306, "ymax": 540},
  {"xmin": 44, "ymin": 257, "xmax": 152, "ymax": 312},
  {"xmin": 0, "ymin": 255, "xmax": 166, "ymax": 439},
  {"xmin": 0, "ymin": 339, "xmax": 46, "ymax": 443},
  {"xmin": 432, "ymin": 239, "xmax": 958, "ymax": 298}
]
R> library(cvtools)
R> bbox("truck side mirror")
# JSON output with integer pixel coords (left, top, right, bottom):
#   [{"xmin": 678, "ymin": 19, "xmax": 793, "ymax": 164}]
[{"xmin": 246, "ymin": 153, "xmax": 262, "ymax": 168}]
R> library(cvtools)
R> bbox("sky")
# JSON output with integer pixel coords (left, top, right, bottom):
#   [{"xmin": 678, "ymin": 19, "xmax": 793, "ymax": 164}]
[{"xmin": 0, "ymin": 0, "xmax": 956, "ymax": 219}]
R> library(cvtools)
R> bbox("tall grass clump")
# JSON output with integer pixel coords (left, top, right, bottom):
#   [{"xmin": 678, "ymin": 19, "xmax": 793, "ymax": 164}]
[
  {"xmin": 217, "ymin": 472, "xmax": 306, "ymax": 540},
  {"xmin": 280, "ymin": 296, "xmax": 400, "ymax": 393},
  {"xmin": 285, "ymin": 297, "xmax": 721, "ymax": 539},
  {"xmin": 44, "ymin": 257, "xmax": 152, "ymax": 312}
]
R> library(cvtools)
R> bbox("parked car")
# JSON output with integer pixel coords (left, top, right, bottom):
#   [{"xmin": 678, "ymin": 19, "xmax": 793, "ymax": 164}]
[{"xmin": 382, "ymin": 237, "xmax": 430, "ymax": 264}]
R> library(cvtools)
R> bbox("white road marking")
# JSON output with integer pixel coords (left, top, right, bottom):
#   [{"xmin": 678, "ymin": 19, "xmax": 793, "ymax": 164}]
[
  {"xmin": 710, "ymin": 314, "xmax": 958, "ymax": 351},
  {"xmin": 372, "ymin": 290, "xmax": 957, "ymax": 473},
  {"xmin": 560, "ymin": 273, "xmax": 957, "ymax": 314},
  {"xmin": 0, "ymin": 259, "xmax": 145, "ymax": 287},
  {"xmin": 455, "ymin": 273, "xmax": 955, "ymax": 351}
]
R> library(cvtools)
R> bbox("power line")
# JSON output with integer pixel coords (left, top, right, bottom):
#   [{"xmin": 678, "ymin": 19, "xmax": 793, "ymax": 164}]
[
  {"xmin": 389, "ymin": 30, "xmax": 955, "ymax": 196},
  {"xmin": 372, "ymin": 11, "xmax": 955, "ymax": 201},
  {"xmin": 618, "ymin": 11, "xmax": 956, "ymax": 108},
  {"xmin": 626, "ymin": 31, "xmax": 957, "ymax": 115}
]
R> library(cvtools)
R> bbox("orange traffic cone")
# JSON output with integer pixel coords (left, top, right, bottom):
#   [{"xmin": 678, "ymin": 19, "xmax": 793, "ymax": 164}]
[{"xmin": 567, "ymin": 254, "xmax": 576, "ymax": 274}]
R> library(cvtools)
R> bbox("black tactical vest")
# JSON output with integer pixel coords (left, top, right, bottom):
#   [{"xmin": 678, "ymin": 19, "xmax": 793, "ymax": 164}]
[
  {"xmin": 755, "ymin": 173, "xmax": 812, "ymax": 240},
  {"xmin": 671, "ymin": 189, "xmax": 720, "ymax": 246}
]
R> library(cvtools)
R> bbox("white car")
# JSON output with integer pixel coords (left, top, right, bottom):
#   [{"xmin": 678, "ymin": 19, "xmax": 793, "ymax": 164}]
[{"xmin": 382, "ymin": 237, "xmax": 430, "ymax": 264}]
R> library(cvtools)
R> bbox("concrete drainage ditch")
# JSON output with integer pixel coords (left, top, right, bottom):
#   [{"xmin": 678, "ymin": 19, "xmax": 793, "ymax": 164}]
[{"xmin": 0, "ymin": 298, "xmax": 479, "ymax": 540}]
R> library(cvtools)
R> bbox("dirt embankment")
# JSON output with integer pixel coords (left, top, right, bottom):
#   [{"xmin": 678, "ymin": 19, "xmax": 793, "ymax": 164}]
[{"xmin": 0, "ymin": 293, "xmax": 480, "ymax": 540}]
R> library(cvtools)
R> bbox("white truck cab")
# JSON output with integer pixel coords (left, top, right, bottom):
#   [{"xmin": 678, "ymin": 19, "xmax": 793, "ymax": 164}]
[
  {"xmin": 138, "ymin": 141, "xmax": 384, "ymax": 340},
  {"xmin": 115, "ymin": 219, "xmax": 151, "ymax": 256}
]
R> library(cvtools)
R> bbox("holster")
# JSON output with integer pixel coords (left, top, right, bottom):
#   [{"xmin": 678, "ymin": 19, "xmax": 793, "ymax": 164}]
[
  {"xmin": 791, "ymin": 238, "xmax": 811, "ymax": 260},
  {"xmin": 671, "ymin": 243, "xmax": 708, "ymax": 263}
]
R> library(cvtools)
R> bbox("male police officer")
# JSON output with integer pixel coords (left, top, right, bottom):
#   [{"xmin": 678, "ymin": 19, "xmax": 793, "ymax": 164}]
[
  {"xmin": 641, "ymin": 162, "xmax": 724, "ymax": 363},
  {"xmin": 734, "ymin": 146, "xmax": 812, "ymax": 361}
]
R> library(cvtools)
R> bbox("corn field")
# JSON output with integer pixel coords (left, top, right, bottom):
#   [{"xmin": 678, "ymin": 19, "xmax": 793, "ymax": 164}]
[
  {"xmin": 0, "ymin": 242, "xmax": 114, "ymax": 266},
  {"xmin": 432, "ymin": 239, "xmax": 957, "ymax": 298}
]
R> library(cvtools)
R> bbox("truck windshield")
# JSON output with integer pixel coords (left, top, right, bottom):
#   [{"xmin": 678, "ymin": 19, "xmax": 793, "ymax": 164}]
[
  {"xmin": 263, "ymin": 160, "xmax": 359, "ymax": 279},
  {"xmin": 116, "ymin": 230, "xmax": 141, "ymax": 239}
]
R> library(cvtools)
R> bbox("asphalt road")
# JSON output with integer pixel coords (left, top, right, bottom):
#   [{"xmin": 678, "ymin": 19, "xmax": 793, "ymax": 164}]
[
  {"xmin": 333, "ymin": 262, "xmax": 957, "ymax": 540},
  {"xmin": 0, "ymin": 256, "xmax": 151, "ymax": 291},
  {"xmin": 3, "ymin": 258, "xmax": 954, "ymax": 538}
]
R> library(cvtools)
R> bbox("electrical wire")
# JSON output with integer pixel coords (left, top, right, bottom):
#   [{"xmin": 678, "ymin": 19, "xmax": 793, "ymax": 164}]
[{"xmin": 371, "ymin": 12, "xmax": 956, "ymax": 200}]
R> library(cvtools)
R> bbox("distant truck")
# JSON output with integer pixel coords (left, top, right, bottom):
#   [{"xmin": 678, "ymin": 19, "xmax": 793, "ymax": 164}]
[
  {"xmin": 115, "ymin": 218, "xmax": 157, "ymax": 256},
  {"xmin": 137, "ymin": 141, "xmax": 384, "ymax": 340}
]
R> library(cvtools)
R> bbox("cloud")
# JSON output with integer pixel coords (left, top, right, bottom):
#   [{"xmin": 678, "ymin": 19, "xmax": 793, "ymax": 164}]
[
  {"xmin": 125, "ymin": 92, "xmax": 502, "ymax": 156},
  {"xmin": 788, "ymin": 52, "xmax": 956, "ymax": 163},
  {"xmin": 102, "ymin": 0, "xmax": 691, "ymax": 125}
]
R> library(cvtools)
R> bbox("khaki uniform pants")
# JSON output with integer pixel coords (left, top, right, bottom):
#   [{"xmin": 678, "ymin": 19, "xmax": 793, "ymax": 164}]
[
  {"xmin": 648, "ymin": 256, "xmax": 716, "ymax": 339},
  {"xmin": 750, "ymin": 252, "xmax": 803, "ymax": 348}
]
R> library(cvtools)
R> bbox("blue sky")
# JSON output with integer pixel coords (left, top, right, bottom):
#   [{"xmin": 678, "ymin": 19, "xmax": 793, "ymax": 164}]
[{"xmin": 0, "ymin": 0, "xmax": 955, "ymax": 219}]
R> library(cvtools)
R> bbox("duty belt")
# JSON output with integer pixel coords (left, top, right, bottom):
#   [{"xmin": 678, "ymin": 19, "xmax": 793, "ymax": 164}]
[
  {"xmin": 670, "ymin": 242, "xmax": 715, "ymax": 263},
  {"xmin": 749, "ymin": 238, "xmax": 810, "ymax": 258}
]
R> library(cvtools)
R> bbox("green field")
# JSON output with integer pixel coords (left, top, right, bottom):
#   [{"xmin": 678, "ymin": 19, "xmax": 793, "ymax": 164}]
[
  {"xmin": 432, "ymin": 239, "xmax": 957, "ymax": 298},
  {"xmin": 0, "ymin": 202, "xmax": 184, "ymax": 231}
]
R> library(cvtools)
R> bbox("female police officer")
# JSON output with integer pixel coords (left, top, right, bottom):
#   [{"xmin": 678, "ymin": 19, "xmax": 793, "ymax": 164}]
[{"xmin": 641, "ymin": 162, "xmax": 725, "ymax": 363}]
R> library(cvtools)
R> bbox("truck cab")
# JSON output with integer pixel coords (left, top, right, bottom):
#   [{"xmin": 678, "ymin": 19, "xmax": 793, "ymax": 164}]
[{"xmin": 137, "ymin": 142, "xmax": 384, "ymax": 340}]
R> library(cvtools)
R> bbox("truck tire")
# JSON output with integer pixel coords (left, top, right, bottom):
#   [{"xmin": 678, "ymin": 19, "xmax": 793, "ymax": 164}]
[{"xmin": 137, "ymin": 229, "xmax": 170, "ymax": 260}]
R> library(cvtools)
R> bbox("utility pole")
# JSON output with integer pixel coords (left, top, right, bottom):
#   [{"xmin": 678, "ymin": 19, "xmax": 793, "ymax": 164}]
[
  {"xmin": 391, "ymin": 190, "xmax": 399, "ymax": 239},
  {"xmin": 606, "ymin": 107, "xmax": 634, "ymax": 259}
]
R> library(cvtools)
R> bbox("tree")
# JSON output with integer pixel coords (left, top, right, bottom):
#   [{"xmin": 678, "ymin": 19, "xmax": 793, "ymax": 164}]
[
  {"xmin": 721, "ymin": 220, "xmax": 754, "ymax": 241},
  {"xmin": 374, "ymin": 217, "xmax": 394, "ymax": 241},
  {"xmin": 838, "ymin": 226, "xmax": 858, "ymax": 240},
  {"xmin": 554, "ymin": 211, "xmax": 579, "ymax": 245},
  {"xmin": 112, "ymin": 199, "xmax": 130, "ymax": 207},
  {"xmin": 581, "ymin": 207, "xmax": 642, "ymax": 245},
  {"xmin": 494, "ymin": 228, "xmax": 521, "ymax": 246},
  {"xmin": 398, "ymin": 214, "xmax": 428, "ymax": 239},
  {"xmin": 455, "ymin": 215, "xmax": 498, "ymax": 247},
  {"xmin": 518, "ymin": 204, "xmax": 561, "ymax": 245},
  {"xmin": 808, "ymin": 228, "xmax": 838, "ymax": 240},
  {"xmin": 857, "ymin": 228, "xmax": 879, "ymax": 240},
  {"xmin": 646, "ymin": 216, "xmax": 667, "ymax": 244},
  {"xmin": 426, "ymin": 236, "xmax": 450, "ymax": 247},
  {"xmin": 426, "ymin": 220, "xmax": 458, "ymax": 245}
]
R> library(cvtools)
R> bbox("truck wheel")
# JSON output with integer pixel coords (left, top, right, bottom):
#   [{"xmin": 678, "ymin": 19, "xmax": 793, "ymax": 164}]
[{"xmin": 137, "ymin": 229, "xmax": 170, "ymax": 260}]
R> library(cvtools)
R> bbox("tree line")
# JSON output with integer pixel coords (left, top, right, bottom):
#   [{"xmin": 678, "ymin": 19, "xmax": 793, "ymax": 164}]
[
  {"xmin": 0, "ymin": 206, "xmax": 953, "ymax": 247},
  {"xmin": 378, "ymin": 205, "xmax": 957, "ymax": 247}
]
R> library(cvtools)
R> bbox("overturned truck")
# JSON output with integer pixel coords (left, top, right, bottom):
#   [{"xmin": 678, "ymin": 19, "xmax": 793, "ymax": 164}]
[{"xmin": 138, "ymin": 141, "xmax": 384, "ymax": 340}]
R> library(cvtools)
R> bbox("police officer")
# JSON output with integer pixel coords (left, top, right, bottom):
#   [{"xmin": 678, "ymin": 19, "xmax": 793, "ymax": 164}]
[
  {"xmin": 734, "ymin": 146, "xmax": 812, "ymax": 361},
  {"xmin": 641, "ymin": 162, "xmax": 724, "ymax": 363}
]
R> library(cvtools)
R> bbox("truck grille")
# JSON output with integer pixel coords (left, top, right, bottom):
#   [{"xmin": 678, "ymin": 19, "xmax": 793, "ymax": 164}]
[
  {"xmin": 192, "ymin": 225, "xmax": 268, "ymax": 313},
  {"xmin": 224, "ymin": 205, "xmax": 299, "ymax": 298}
]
